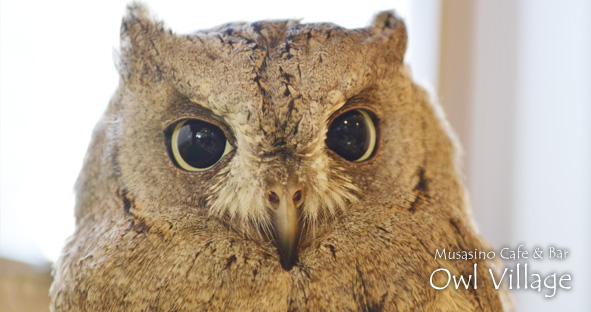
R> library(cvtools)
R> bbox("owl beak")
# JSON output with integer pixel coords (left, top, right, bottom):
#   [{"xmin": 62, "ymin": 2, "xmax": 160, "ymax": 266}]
[{"xmin": 267, "ymin": 183, "xmax": 304, "ymax": 270}]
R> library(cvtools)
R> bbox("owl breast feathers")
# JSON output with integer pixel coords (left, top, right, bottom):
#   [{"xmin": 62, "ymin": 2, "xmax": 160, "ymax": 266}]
[{"xmin": 50, "ymin": 3, "xmax": 512, "ymax": 311}]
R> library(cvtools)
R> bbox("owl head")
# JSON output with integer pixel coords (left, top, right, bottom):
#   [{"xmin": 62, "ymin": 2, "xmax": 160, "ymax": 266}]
[{"xmin": 89, "ymin": 3, "xmax": 459, "ymax": 271}]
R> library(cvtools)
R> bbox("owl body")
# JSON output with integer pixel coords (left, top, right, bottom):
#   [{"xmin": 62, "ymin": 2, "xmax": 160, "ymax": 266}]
[{"xmin": 50, "ymin": 4, "xmax": 511, "ymax": 311}]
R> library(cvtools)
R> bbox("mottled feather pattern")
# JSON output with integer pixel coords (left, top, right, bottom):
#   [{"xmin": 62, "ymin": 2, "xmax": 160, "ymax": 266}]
[{"xmin": 50, "ymin": 3, "xmax": 512, "ymax": 311}]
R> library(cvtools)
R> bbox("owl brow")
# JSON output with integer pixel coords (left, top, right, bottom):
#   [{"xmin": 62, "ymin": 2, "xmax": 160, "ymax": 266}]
[
  {"xmin": 187, "ymin": 97, "xmax": 222, "ymax": 116},
  {"xmin": 326, "ymin": 91, "xmax": 379, "ymax": 122},
  {"xmin": 348, "ymin": 85, "xmax": 380, "ymax": 104},
  {"xmin": 345, "ymin": 94, "xmax": 377, "ymax": 107},
  {"xmin": 164, "ymin": 99, "xmax": 230, "ymax": 131}
]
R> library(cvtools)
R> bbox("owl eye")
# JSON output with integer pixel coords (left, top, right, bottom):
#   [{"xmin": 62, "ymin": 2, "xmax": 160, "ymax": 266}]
[
  {"xmin": 325, "ymin": 109, "xmax": 378, "ymax": 162},
  {"xmin": 169, "ymin": 119, "xmax": 233, "ymax": 172}
]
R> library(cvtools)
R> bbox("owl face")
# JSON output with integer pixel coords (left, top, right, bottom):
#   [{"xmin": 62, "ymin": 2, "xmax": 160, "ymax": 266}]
[
  {"xmin": 51, "ymin": 6, "xmax": 511, "ymax": 310},
  {"xmin": 113, "ymin": 7, "xmax": 419, "ymax": 269}
]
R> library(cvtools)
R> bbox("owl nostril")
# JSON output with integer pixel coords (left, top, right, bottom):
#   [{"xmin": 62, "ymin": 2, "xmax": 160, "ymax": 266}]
[
  {"xmin": 292, "ymin": 190, "xmax": 302, "ymax": 207},
  {"xmin": 268, "ymin": 191, "xmax": 280, "ymax": 209}
]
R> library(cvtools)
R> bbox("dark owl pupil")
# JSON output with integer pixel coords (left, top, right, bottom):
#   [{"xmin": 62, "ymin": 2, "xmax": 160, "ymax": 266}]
[
  {"xmin": 326, "ymin": 110, "xmax": 371, "ymax": 161},
  {"xmin": 177, "ymin": 120, "xmax": 226, "ymax": 168}
]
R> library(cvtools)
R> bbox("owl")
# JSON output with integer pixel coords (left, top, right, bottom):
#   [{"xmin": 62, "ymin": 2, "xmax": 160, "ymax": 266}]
[{"xmin": 50, "ymin": 3, "xmax": 512, "ymax": 311}]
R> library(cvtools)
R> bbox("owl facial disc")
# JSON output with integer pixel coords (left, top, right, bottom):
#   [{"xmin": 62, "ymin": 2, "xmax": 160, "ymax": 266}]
[{"xmin": 267, "ymin": 179, "xmax": 304, "ymax": 270}]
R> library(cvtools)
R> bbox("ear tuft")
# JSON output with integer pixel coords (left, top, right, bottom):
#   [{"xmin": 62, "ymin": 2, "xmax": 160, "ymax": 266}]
[
  {"xmin": 118, "ymin": 2, "xmax": 169, "ymax": 82},
  {"xmin": 121, "ymin": 2, "xmax": 155, "ymax": 47},
  {"xmin": 125, "ymin": 1, "xmax": 151, "ymax": 22},
  {"xmin": 370, "ymin": 11, "xmax": 403, "ymax": 34},
  {"xmin": 368, "ymin": 10, "xmax": 408, "ymax": 62}
]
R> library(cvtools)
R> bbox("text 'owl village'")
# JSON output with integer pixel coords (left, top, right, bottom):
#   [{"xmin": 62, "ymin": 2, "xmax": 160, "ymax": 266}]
[{"xmin": 429, "ymin": 245, "xmax": 572, "ymax": 298}]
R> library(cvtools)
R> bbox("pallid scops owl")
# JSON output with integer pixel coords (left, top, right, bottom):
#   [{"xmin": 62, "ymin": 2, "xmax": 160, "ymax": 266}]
[{"xmin": 50, "ymin": 4, "xmax": 512, "ymax": 311}]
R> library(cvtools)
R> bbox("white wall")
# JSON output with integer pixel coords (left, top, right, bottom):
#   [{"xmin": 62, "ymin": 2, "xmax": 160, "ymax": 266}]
[
  {"xmin": 462, "ymin": 0, "xmax": 591, "ymax": 310},
  {"xmin": 512, "ymin": 0, "xmax": 591, "ymax": 310}
]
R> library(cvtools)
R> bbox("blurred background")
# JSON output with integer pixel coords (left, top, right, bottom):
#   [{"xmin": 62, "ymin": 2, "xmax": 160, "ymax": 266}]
[{"xmin": 1, "ymin": 0, "xmax": 589, "ymax": 310}]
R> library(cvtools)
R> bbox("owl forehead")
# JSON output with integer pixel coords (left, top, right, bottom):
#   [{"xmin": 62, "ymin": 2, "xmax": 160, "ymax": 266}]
[{"xmin": 166, "ymin": 21, "xmax": 377, "ymax": 153}]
